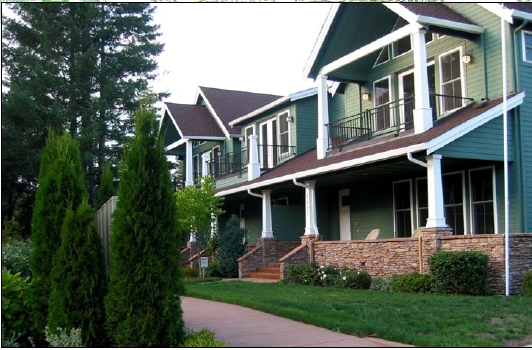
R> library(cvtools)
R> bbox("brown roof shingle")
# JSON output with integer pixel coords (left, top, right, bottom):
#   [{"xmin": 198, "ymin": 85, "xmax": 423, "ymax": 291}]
[
  {"xmin": 199, "ymin": 87, "xmax": 282, "ymax": 135},
  {"xmin": 401, "ymin": 3, "xmax": 478, "ymax": 26},
  {"xmin": 504, "ymin": 3, "xmax": 532, "ymax": 15},
  {"xmin": 165, "ymin": 102, "xmax": 225, "ymax": 138}
]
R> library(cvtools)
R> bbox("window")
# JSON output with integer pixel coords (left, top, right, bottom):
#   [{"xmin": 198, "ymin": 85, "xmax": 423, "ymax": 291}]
[
  {"xmin": 425, "ymin": 32, "xmax": 434, "ymax": 44},
  {"xmin": 394, "ymin": 180, "xmax": 412, "ymax": 238},
  {"xmin": 272, "ymin": 197, "xmax": 289, "ymax": 206},
  {"xmin": 439, "ymin": 49, "xmax": 464, "ymax": 113},
  {"xmin": 522, "ymin": 30, "xmax": 532, "ymax": 62},
  {"xmin": 374, "ymin": 46, "xmax": 390, "ymax": 66},
  {"xmin": 392, "ymin": 17, "xmax": 411, "ymax": 58},
  {"xmin": 416, "ymin": 173, "xmax": 465, "ymax": 234},
  {"xmin": 210, "ymin": 146, "xmax": 221, "ymax": 178},
  {"xmin": 470, "ymin": 167, "xmax": 496, "ymax": 234},
  {"xmin": 278, "ymin": 111, "xmax": 291, "ymax": 155},
  {"xmin": 243, "ymin": 126, "xmax": 254, "ymax": 164},
  {"xmin": 374, "ymin": 77, "xmax": 392, "ymax": 131},
  {"xmin": 193, "ymin": 154, "xmax": 200, "ymax": 178}
]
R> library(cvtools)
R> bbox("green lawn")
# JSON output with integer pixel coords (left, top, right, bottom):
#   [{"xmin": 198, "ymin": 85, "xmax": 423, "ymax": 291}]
[{"xmin": 183, "ymin": 280, "xmax": 532, "ymax": 347}]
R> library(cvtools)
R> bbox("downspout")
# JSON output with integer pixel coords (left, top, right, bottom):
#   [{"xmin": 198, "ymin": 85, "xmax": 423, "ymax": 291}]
[
  {"xmin": 247, "ymin": 189, "xmax": 263, "ymax": 199},
  {"xmin": 482, "ymin": 32, "xmax": 489, "ymax": 99},
  {"xmin": 293, "ymin": 178, "xmax": 320, "ymax": 235},
  {"xmin": 407, "ymin": 152, "xmax": 427, "ymax": 168}
]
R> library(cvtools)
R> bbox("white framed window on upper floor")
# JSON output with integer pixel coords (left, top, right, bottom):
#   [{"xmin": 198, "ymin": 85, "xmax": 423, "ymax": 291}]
[
  {"xmin": 469, "ymin": 166, "xmax": 497, "ymax": 234},
  {"xmin": 243, "ymin": 125, "xmax": 255, "ymax": 165},
  {"xmin": 393, "ymin": 179, "xmax": 413, "ymax": 238},
  {"xmin": 439, "ymin": 47, "xmax": 466, "ymax": 114},
  {"xmin": 277, "ymin": 110, "xmax": 292, "ymax": 156},
  {"xmin": 522, "ymin": 30, "xmax": 532, "ymax": 62},
  {"xmin": 373, "ymin": 76, "xmax": 393, "ymax": 132}
]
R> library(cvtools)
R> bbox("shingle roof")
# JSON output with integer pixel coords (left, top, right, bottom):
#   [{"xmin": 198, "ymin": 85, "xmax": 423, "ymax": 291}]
[
  {"xmin": 218, "ymin": 94, "xmax": 516, "ymax": 194},
  {"xmin": 199, "ymin": 87, "xmax": 282, "ymax": 135},
  {"xmin": 401, "ymin": 3, "xmax": 477, "ymax": 25},
  {"xmin": 165, "ymin": 102, "xmax": 225, "ymax": 138},
  {"xmin": 503, "ymin": 3, "xmax": 532, "ymax": 14}
]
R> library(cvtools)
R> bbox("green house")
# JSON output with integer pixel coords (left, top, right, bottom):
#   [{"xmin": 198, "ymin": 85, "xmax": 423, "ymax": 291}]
[{"xmin": 162, "ymin": 4, "xmax": 532, "ymax": 290}]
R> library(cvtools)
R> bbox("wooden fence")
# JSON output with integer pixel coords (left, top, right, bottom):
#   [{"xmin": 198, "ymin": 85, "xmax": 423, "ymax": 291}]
[{"xmin": 96, "ymin": 196, "xmax": 118, "ymax": 269}]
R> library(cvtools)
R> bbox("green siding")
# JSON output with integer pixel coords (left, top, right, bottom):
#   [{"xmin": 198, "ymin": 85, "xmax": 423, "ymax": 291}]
[
  {"xmin": 244, "ymin": 197, "xmax": 262, "ymax": 245},
  {"xmin": 295, "ymin": 97, "xmax": 318, "ymax": 154},
  {"xmin": 272, "ymin": 205, "xmax": 305, "ymax": 241},
  {"xmin": 439, "ymin": 116, "xmax": 514, "ymax": 161}
]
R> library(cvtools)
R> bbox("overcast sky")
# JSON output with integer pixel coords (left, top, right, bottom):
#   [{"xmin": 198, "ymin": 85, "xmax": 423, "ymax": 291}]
[{"xmin": 152, "ymin": 3, "xmax": 332, "ymax": 104}]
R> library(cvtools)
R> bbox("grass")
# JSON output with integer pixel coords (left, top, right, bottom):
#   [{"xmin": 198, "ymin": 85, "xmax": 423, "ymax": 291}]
[{"xmin": 183, "ymin": 280, "xmax": 532, "ymax": 347}]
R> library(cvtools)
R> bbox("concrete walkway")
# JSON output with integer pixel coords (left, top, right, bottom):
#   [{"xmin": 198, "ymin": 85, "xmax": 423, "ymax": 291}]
[{"xmin": 182, "ymin": 296, "xmax": 412, "ymax": 347}]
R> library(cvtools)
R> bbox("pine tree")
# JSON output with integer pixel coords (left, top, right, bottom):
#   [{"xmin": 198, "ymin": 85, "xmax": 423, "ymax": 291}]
[
  {"xmin": 47, "ymin": 200, "xmax": 108, "ymax": 347},
  {"xmin": 218, "ymin": 215, "xmax": 247, "ymax": 278},
  {"xmin": 2, "ymin": 3, "xmax": 165, "ymax": 231},
  {"xmin": 105, "ymin": 106, "xmax": 185, "ymax": 347},
  {"xmin": 29, "ymin": 131, "xmax": 86, "ymax": 345},
  {"xmin": 96, "ymin": 162, "xmax": 115, "ymax": 209}
]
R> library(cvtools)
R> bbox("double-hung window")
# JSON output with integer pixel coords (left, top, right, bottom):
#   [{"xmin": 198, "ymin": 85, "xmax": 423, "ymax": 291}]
[
  {"xmin": 278, "ymin": 111, "xmax": 291, "ymax": 156},
  {"xmin": 394, "ymin": 180, "xmax": 412, "ymax": 238},
  {"xmin": 374, "ymin": 76, "xmax": 392, "ymax": 131},
  {"xmin": 470, "ymin": 167, "xmax": 496, "ymax": 234},
  {"xmin": 439, "ymin": 48, "xmax": 464, "ymax": 113}
]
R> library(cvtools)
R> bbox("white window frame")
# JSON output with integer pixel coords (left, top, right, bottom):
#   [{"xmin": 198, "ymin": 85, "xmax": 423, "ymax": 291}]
[
  {"xmin": 438, "ymin": 47, "xmax": 467, "ymax": 114},
  {"xmin": 522, "ymin": 30, "xmax": 532, "ymax": 63},
  {"xmin": 272, "ymin": 197, "xmax": 289, "ymax": 206},
  {"xmin": 374, "ymin": 45, "xmax": 390, "ymax": 67},
  {"xmin": 244, "ymin": 125, "xmax": 255, "ymax": 147},
  {"xmin": 277, "ymin": 110, "xmax": 292, "ymax": 156},
  {"xmin": 392, "ymin": 179, "xmax": 413, "ymax": 238},
  {"xmin": 259, "ymin": 118, "xmax": 276, "ymax": 169},
  {"xmin": 392, "ymin": 35, "xmax": 413, "ymax": 59},
  {"xmin": 373, "ymin": 75, "xmax": 393, "ymax": 131},
  {"xmin": 468, "ymin": 166, "xmax": 498, "ymax": 234}
]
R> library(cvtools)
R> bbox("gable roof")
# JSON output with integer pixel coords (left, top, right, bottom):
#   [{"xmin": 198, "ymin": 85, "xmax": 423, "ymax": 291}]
[
  {"xmin": 479, "ymin": 3, "xmax": 532, "ymax": 23},
  {"xmin": 217, "ymin": 92, "xmax": 524, "ymax": 197},
  {"xmin": 304, "ymin": 3, "xmax": 483, "ymax": 80},
  {"xmin": 164, "ymin": 102, "xmax": 225, "ymax": 139},
  {"xmin": 197, "ymin": 87, "xmax": 282, "ymax": 137}
]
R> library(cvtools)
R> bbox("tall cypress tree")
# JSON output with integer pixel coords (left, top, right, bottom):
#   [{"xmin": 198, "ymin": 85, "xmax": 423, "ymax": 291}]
[
  {"xmin": 29, "ymin": 131, "xmax": 86, "ymax": 345},
  {"xmin": 96, "ymin": 162, "xmax": 115, "ymax": 209},
  {"xmin": 47, "ymin": 199, "xmax": 108, "ymax": 347},
  {"xmin": 105, "ymin": 106, "xmax": 185, "ymax": 347}
]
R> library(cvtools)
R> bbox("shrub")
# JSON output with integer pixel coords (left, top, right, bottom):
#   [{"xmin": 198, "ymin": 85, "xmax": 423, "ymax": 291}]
[
  {"xmin": 2, "ymin": 269, "xmax": 32, "ymax": 347},
  {"xmin": 45, "ymin": 327, "xmax": 84, "ymax": 347},
  {"xmin": 338, "ymin": 268, "xmax": 372, "ymax": 289},
  {"xmin": 428, "ymin": 251, "xmax": 489, "ymax": 295},
  {"xmin": 96, "ymin": 162, "xmax": 116, "ymax": 209},
  {"xmin": 2, "ymin": 239, "xmax": 33, "ymax": 278},
  {"xmin": 523, "ymin": 271, "xmax": 532, "ymax": 297},
  {"xmin": 318, "ymin": 265, "xmax": 341, "ymax": 286},
  {"xmin": 105, "ymin": 107, "xmax": 185, "ymax": 347},
  {"xmin": 183, "ymin": 267, "xmax": 199, "ymax": 278},
  {"xmin": 205, "ymin": 259, "xmax": 223, "ymax": 278},
  {"xmin": 370, "ymin": 276, "xmax": 395, "ymax": 291},
  {"xmin": 391, "ymin": 272, "xmax": 433, "ymax": 293},
  {"xmin": 2, "ymin": 324, "xmax": 20, "ymax": 347},
  {"xmin": 286, "ymin": 263, "xmax": 320, "ymax": 286},
  {"xmin": 47, "ymin": 201, "xmax": 108, "ymax": 347},
  {"xmin": 183, "ymin": 329, "xmax": 227, "ymax": 347},
  {"xmin": 217, "ymin": 215, "xmax": 246, "ymax": 278}
]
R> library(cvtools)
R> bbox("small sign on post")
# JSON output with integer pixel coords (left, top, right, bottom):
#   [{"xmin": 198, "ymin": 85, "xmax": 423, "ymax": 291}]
[{"xmin": 199, "ymin": 257, "xmax": 208, "ymax": 279}]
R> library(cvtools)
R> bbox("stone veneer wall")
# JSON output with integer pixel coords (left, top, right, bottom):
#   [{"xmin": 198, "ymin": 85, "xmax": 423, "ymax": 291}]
[{"xmin": 308, "ymin": 231, "xmax": 532, "ymax": 295}]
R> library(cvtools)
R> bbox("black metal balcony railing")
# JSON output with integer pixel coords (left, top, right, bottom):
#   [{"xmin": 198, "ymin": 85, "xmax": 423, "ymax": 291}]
[
  {"xmin": 327, "ymin": 93, "xmax": 474, "ymax": 151},
  {"xmin": 258, "ymin": 144, "xmax": 296, "ymax": 169},
  {"xmin": 207, "ymin": 148, "xmax": 248, "ymax": 179}
]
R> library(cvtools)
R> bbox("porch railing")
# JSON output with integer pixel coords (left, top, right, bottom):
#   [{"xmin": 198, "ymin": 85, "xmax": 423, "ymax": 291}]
[
  {"xmin": 258, "ymin": 144, "xmax": 296, "ymax": 169},
  {"xmin": 327, "ymin": 93, "xmax": 474, "ymax": 151},
  {"xmin": 208, "ymin": 148, "xmax": 248, "ymax": 179}
]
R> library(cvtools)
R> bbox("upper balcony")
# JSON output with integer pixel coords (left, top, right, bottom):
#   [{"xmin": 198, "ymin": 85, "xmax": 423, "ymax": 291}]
[
  {"xmin": 207, "ymin": 144, "xmax": 297, "ymax": 180},
  {"xmin": 327, "ymin": 92, "xmax": 474, "ymax": 151}
]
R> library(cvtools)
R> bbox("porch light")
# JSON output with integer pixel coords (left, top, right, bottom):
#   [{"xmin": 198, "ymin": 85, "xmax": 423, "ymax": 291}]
[
  {"xmin": 239, "ymin": 136, "xmax": 244, "ymax": 141},
  {"xmin": 287, "ymin": 116, "xmax": 294, "ymax": 123},
  {"xmin": 362, "ymin": 91, "xmax": 371, "ymax": 101},
  {"xmin": 462, "ymin": 54, "xmax": 472, "ymax": 64},
  {"xmin": 217, "ymin": 151, "xmax": 222, "ymax": 156}
]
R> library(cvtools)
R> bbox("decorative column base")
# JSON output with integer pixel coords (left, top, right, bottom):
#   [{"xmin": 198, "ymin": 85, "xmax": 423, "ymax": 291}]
[
  {"xmin": 419, "ymin": 226, "xmax": 453, "ymax": 273},
  {"xmin": 187, "ymin": 241, "xmax": 199, "ymax": 258},
  {"xmin": 260, "ymin": 237, "xmax": 278, "ymax": 265}
]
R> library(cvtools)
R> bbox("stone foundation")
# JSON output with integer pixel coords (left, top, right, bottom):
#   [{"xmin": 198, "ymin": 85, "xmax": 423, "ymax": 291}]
[{"xmin": 237, "ymin": 238, "xmax": 299, "ymax": 278}]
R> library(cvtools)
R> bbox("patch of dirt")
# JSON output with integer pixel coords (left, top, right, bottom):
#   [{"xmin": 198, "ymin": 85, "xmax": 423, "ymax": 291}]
[{"xmin": 503, "ymin": 334, "xmax": 532, "ymax": 347}]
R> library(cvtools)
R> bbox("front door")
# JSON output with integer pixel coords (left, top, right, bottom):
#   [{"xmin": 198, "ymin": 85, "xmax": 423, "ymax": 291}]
[
  {"xmin": 399, "ymin": 64, "xmax": 436, "ymax": 130},
  {"xmin": 339, "ymin": 189, "xmax": 351, "ymax": 241}
]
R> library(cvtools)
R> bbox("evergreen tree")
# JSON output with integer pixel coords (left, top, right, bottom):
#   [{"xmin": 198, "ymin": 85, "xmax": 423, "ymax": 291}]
[
  {"xmin": 96, "ymin": 162, "xmax": 116, "ymax": 209},
  {"xmin": 105, "ymin": 106, "xmax": 185, "ymax": 347},
  {"xmin": 29, "ymin": 131, "xmax": 86, "ymax": 345},
  {"xmin": 218, "ymin": 215, "xmax": 247, "ymax": 278},
  {"xmin": 47, "ymin": 200, "xmax": 108, "ymax": 347},
  {"xmin": 2, "ymin": 3, "xmax": 165, "ymax": 231}
]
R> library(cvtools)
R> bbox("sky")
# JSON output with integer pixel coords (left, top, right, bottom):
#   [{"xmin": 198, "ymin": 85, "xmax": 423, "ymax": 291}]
[{"xmin": 152, "ymin": 3, "xmax": 332, "ymax": 104}]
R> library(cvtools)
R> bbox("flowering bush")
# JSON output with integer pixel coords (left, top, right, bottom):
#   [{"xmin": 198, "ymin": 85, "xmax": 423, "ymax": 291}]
[
  {"xmin": 45, "ymin": 327, "xmax": 84, "ymax": 347},
  {"xmin": 337, "ymin": 268, "xmax": 372, "ymax": 289},
  {"xmin": 318, "ymin": 265, "xmax": 341, "ymax": 286},
  {"xmin": 2, "ymin": 239, "xmax": 33, "ymax": 277},
  {"xmin": 287, "ymin": 263, "xmax": 371, "ymax": 289},
  {"xmin": 286, "ymin": 263, "xmax": 321, "ymax": 286},
  {"xmin": 370, "ymin": 276, "xmax": 395, "ymax": 291}
]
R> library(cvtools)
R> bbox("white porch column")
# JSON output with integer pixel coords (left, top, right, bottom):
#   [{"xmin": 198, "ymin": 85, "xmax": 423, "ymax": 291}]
[
  {"xmin": 201, "ymin": 152, "xmax": 210, "ymax": 177},
  {"xmin": 304, "ymin": 180, "xmax": 319, "ymax": 236},
  {"xmin": 185, "ymin": 140, "xmax": 194, "ymax": 187},
  {"xmin": 426, "ymin": 154, "xmax": 446, "ymax": 228},
  {"xmin": 261, "ymin": 189, "xmax": 274, "ymax": 238},
  {"xmin": 412, "ymin": 27, "xmax": 433, "ymax": 134},
  {"xmin": 316, "ymin": 75, "xmax": 329, "ymax": 160},
  {"xmin": 189, "ymin": 230, "xmax": 196, "ymax": 242},
  {"xmin": 248, "ymin": 134, "xmax": 261, "ymax": 181}
]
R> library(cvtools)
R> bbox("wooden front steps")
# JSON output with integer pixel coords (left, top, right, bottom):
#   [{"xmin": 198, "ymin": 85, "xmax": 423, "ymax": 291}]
[{"xmin": 247, "ymin": 263, "xmax": 281, "ymax": 280}]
